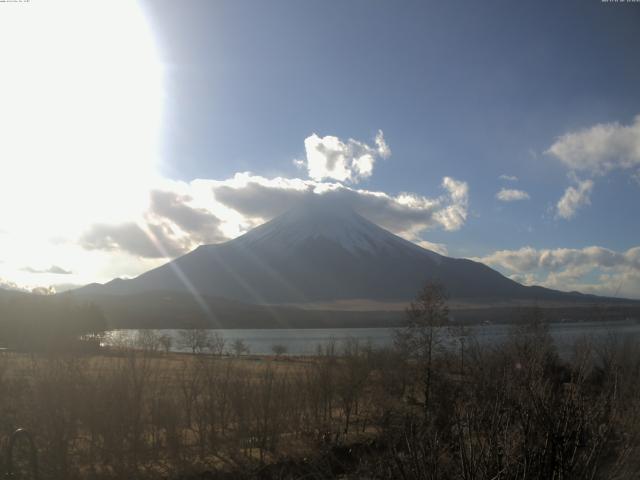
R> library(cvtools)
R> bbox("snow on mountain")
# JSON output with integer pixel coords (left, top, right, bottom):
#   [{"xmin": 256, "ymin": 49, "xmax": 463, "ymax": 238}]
[{"xmin": 234, "ymin": 199, "xmax": 440, "ymax": 260}]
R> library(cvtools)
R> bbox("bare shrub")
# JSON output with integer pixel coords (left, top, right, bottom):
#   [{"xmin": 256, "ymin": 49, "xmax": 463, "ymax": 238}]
[
  {"xmin": 271, "ymin": 344, "xmax": 287, "ymax": 358},
  {"xmin": 136, "ymin": 329, "xmax": 161, "ymax": 354},
  {"xmin": 158, "ymin": 333, "xmax": 173, "ymax": 354},
  {"xmin": 230, "ymin": 338, "xmax": 250, "ymax": 357},
  {"xmin": 206, "ymin": 332, "xmax": 226, "ymax": 357},
  {"xmin": 179, "ymin": 329, "xmax": 211, "ymax": 354}
]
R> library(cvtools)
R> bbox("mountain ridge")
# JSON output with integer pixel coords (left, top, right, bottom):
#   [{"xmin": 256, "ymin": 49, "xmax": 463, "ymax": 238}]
[{"xmin": 74, "ymin": 202, "xmax": 626, "ymax": 305}]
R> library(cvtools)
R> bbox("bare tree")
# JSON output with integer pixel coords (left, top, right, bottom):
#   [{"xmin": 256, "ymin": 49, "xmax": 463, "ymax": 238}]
[
  {"xmin": 206, "ymin": 331, "xmax": 226, "ymax": 356},
  {"xmin": 231, "ymin": 338, "xmax": 250, "ymax": 357},
  {"xmin": 179, "ymin": 329, "xmax": 211, "ymax": 354},
  {"xmin": 158, "ymin": 333, "xmax": 172, "ymax": 354},
  {"xmin": 447, "ymin": 320, "xmax": 473, "ymax": 374},
  {"xmin": 135, "ymin": 329, "xmax": 161, "ymax": 354},
  {"xmin": 396, "ymin": 282, "xmax": 449, "ymax": 416},
  {"xmin": 336, "ymin": 338, "xmax": 371, "ymax": 434}
]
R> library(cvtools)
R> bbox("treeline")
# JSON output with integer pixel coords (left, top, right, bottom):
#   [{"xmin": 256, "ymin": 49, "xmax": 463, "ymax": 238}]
[{"xmin": 0, "ymin": 293, "xmax": 107, "ymax": 350}]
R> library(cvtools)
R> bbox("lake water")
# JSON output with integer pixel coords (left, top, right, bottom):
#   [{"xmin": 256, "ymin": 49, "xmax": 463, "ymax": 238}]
[{"xmin": 104, "ymin": 319, "xmax": 640, "ymax": 356}]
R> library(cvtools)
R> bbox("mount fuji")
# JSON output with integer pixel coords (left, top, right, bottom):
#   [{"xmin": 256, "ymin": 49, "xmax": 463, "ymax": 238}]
[{"xmin": 76, "ymin": 200, "xmax": 602, "ymax": 306}]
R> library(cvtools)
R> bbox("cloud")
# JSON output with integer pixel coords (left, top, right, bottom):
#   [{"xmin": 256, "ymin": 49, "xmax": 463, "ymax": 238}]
[
  {"xmin": 302, "ymin": 131, "xmax": 390, "ymax": 183},
  {"xmin": 546, "ymin": 115, "xmax": 640, "ymax": 219},
  {"xmin": 496, "ymin": 188, "xmax": 530, "ymax": 202},
  {"xmin": 79, "ymin": 188, "xmax": 227, "ymax": 259},
  {"xmin": 78, "ymin": 170, "xmax": 469, "ymax": 260},
  {"xmin": 74, "ymin": 131, "xmax": 466, "ymax": 262},
  {"xmin": 212, "ymin": 174, "xmax": 313, "ymax": 220},
  {"xmin": 478, "ymin": 245, "xmax": 640, "ymax": 273},
  {"xmin": 416, "ymin": 240, "xmax": 448, "ymax": 256},
  {"xmin": 212, "ymin": 173, "xmax": 469, "ymax": 241},
  {"xmin": 31, "ymin": 286, "xmax": 56, "ymax": 295},
  {"xmin": 499, "ymin": 174, "xmax": 518, "ymax": 181},
  {"xmin": 433, "ymin": 177, "xmax": 469, "ymax": 232},
  {"xmin": 148, "ymin": 189, "xmax": 224, "ymax": 244},
  {"xmin": 374, "ymin": 129, "xmax": 391, "ymax": 159},
  {"xmin": 474, "ymin": 245, "xmax": 640, "ymax": 299},
  {"xmin": 0, "ymin": 277, "xmax": 55, "ymax": 294},
  {"xmin": 0, "ymin": 277, "xmax": 23, "ymax": 292},
  {"xmin": 546, "ymin": 115, "xmax": 640, "ymax": 176},
  {"xmin": 22, "ymin": 265, "xmax": 72, "ymax": 275},
  {"xmin": 556, "ymin": 179, "xmax": 594, "ymax": 219},
  {"xmin": 80, "ymin": 222, "xmax": 188, "ymax": 259}
]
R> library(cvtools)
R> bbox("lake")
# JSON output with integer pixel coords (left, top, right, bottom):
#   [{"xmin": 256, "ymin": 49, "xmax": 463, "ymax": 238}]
[{"xmin": 103, "ymin": 319, "xmax": 640, "ymax": 356}]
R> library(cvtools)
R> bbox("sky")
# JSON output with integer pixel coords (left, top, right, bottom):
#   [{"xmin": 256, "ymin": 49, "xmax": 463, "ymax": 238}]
[{"xmin": 1, "ymin": 0, "xmax": 639, "ymax": 298}]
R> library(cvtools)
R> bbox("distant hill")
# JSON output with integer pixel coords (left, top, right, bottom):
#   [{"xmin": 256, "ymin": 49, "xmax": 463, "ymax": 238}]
[
  {"xmin": 62, "ymin": 289, "xmax": 406, "ymax": 329},
  {"xmin": 64, "ymin": 288, "xmax": 640, "ymax": 330},
  {"xmin": 0, "ymin": 287, "xmax": 107, "ymax": 349},
  {"xmin": 0, "ymin": 287, "xmax": 26, "ymax": 298}
]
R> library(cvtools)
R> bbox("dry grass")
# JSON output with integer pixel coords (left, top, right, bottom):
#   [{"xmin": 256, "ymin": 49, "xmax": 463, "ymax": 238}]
[{"xmin": 1, "ymin": 326, "xmax": 640, "ymax": 479}]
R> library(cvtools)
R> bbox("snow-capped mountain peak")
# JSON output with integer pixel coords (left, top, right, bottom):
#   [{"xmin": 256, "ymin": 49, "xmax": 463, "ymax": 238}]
[
  {"xmin": 74, "ymin": 198, "xmax": 604, "ymax": 305},
  {"xmin": 233, "ymin": 200, "xmax": 427, "ymax": 256}
]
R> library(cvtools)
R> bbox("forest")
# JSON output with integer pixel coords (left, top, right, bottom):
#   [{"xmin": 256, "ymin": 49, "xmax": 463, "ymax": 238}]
[{"xmin": 0, "ymin": 293, "xmax": 106, "ymax": 351}]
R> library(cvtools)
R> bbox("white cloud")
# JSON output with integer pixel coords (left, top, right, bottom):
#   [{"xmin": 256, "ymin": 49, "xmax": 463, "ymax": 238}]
[
  {"xmin": 476, "ymin": 246, "xmax": 541, "ymax": 272},
  {"xmin": 416, "ymin": 240, "xmax": 448, "ymax": 256},
  {"xmin": 375, "ymin": 129, "xmax": 391, "ymax": 159},
  {"xmin": 148, "ymin": 189, "xmax": 225, "ymax": 245},
  {"xmin": 303, "ymin": 131, "xmax": 390, "ymax": 183},
  {"xmin": 212, "ymin": 173, "xmax": 468, "ymax": 240},
  {"xmin": 433, "ymin": 177, "xmax": 469, "ymax": 232},
  {"xmin": 75, "ymin": 171, "xmax": 469, "ymax": 260},
  {"xmin": 80, "ymin": 222, "xmax": 188, "ymax": 259},
  {"xmin": 31, "ymin": 286, "xmax": 56, "ymax": 295},
  {"xmin": 1, "ymin": 128, "xmax": 467, "ymax": 289},
  {"xmin": 0, "ymin": 276, "xmax": 56, "ymax": 295},
  {"xmin": 507, "ymin": 272, "xmax": 538, "ymax": 286},
  {"xmin": 496, "ymin": 188, "xmax": 530, "ymax": 202},
  {"xmin": 556, "ymin": 179, "xmax": 594, "ymax": 219},
  {"xmin": 478, "ymin": 245, "xmax": 640, "ymax": 273},
  {"xmin": 22, "ymin": 265, "xmax": 72, "ymax": 275},
  {"xmin": 546, "ymin": 115, "xmax": 640, "ymax": 176},
  {"xmin": 0, "ymin": 277, "xmax": 24, "ymax": 292},
  {"xmin": 475, "ymin": 245, "xmax": 640, "ymax": 299},
  {"xmin": 499, "ymin": 174, "xmax": 518, "ymax": 181},
  {"xmin": 546, "ymin": 115, "xmax": 640, "ymax": 219},
  {"xmin": 77, "ymin": 186, "xmax": 229, "ymax": 259}
]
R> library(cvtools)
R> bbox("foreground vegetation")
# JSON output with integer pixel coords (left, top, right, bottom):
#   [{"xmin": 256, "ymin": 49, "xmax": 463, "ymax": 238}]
[
  {"xmin": 0, "ymin": 328, "xmax": 639, "ymax": 478},
  {"xmin": 1, "ymin": 286, "xmax": 640, "ymax": 479}
]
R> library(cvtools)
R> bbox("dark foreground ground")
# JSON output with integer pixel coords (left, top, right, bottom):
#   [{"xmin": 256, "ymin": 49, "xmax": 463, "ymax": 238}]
[{"xmin": 2, "ymin": 319, "xmax": 640, "ymax": 479}]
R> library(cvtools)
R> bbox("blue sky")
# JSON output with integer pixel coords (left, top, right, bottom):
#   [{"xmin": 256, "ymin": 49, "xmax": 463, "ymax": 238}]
[
  {"xmin": 148, "ymin": 0, "xmax": 640, "ymax": 253},
  {"xmin": 0, "ymin": 0, "xmax": 639, "ymax": 298}
]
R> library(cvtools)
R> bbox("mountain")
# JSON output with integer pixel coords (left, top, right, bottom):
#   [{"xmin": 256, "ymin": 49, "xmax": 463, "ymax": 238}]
[{"xmin": 75, "ymin": 200, "xmax": 610, "ymax": 305}]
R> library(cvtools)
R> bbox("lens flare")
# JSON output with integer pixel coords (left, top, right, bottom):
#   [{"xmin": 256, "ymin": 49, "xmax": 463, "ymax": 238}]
[{"xmin": 0, "ymin": 0, "xmax": 164, "ymax": 288}]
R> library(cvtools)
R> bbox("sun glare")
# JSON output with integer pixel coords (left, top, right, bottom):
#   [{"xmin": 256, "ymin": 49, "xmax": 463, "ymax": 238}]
[{"xmin": 0, "ymin": 0, "xmax": 163, "ymax": 239}]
